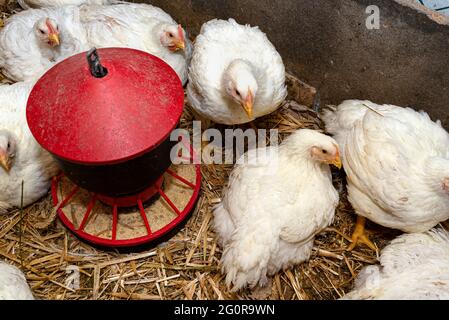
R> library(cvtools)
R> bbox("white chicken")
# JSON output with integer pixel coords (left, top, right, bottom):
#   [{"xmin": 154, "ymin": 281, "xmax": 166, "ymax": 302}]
[
  {"xmin": 79, "ymin": 2, "xmax": 192, "ymax": 85},
  {"xmin": 341, "ymin": 228, "xmax": 449, "ymax": 300},
  {"xmin": 322, "ymin": 100, "xmax": 449, "ymax": 251},
  {"xmin": 0, "ymin": 5, "xmax": 89, "ymax": 81},
  {"xmin": 187, "ymin": 18, "xmax": 287, "ymax": 125},
  {"xmin": 0, "ymin": 82, "xmax": 59, "ymax": 214},
  {"xmin": 0, "ymin": 261, "xmax": 34, "ymax": 300},
  {"xmin": 213, "ymin": 129, "xmax": 341, "ymax": 291},
  {"xmin": 18, "ymin": 0, "xmax": 112, "ymax": 8}
]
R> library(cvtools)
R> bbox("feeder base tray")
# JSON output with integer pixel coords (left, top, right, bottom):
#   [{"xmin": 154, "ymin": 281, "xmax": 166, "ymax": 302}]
[{"xmin": 52, "ymin": 163, "xmax": 201, "ymax": 247}]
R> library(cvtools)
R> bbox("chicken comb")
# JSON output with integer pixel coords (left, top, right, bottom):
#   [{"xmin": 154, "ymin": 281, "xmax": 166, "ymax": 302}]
[
  {"xmin": 45, "ymin": 18, "xmax": 58, "ymax": 35},
  {"xmin": 178, "ymin": 24, "xmax": 185, "ymax": 43}
]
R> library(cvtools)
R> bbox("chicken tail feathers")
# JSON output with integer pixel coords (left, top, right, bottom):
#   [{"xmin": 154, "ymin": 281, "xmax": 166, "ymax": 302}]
[
  {"xmin": 322, "ymin": 100, "xmax": 373, "ymax": 135},
  {"xmin": 222, "ymin": 244, "xmax": 269, "ymax": 292},
  {"xmin": 321, "ymin": 105, "xmax": 338, "ymax": 134},
  {"xmin": 220, "ymin": 222, "xmax": 274, "ymax": 291},
  {"xmin": 212, "ymin": 202, "xmax": 235, "ymax": 247}
]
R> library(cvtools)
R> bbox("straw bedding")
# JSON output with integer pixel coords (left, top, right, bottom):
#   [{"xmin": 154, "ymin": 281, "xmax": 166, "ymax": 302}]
[{"xmin": 0, "ymin": 2, "xmax": 411, "ymax": 300}]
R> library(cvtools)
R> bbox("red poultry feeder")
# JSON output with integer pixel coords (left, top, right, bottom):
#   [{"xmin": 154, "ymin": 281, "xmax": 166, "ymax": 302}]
[{"xmin": 26, "ymin": 48, "xmax": 201, "ymax": 247}]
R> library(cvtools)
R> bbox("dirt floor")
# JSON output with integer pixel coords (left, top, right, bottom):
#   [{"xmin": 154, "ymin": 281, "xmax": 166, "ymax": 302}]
[{"xmin": 0, "ymin": 1, "xmax": 409, "ymax": 300}]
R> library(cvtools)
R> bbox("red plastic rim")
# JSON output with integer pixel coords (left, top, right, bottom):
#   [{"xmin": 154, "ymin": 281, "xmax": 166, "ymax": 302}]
[{"xmin": 52, "ymin": 164, "xmax": 201, "ymax": 247}]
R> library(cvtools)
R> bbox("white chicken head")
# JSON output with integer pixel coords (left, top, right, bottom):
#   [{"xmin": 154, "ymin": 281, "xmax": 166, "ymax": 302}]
[
  {"xmin": 34, "ymin": 17, "xmax": 60, "ymax": 48},
  {"xmin": 0, "ymin": 130, "xmax": 16, "ymax": 173},
  {"xmin": 159, "ymin": 24, "xmax": 186, "ymax": 52},
  {"xmin": 223, "ymin": 59, "xmax": 258, "ymax": 119},
  {"xmin": 284, "ymin": 129, "xmax": 342, "ymax": 169}
]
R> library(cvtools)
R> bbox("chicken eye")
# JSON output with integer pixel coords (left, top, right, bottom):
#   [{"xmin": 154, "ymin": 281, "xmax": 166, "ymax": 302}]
[
  {"xmin": 235, "ymin": 90, "xmax": 241, "ymax": 97},
  {"xmin": 322, "ymin": 149, "xmax": 327, "ymax": 154},
  {"xmin": 168, "ymin": 33, "xmax": 174, "ymax": 38},
  {"xmin": 39, "ymin": 29, "xmax": 46, "ymax": 34}
]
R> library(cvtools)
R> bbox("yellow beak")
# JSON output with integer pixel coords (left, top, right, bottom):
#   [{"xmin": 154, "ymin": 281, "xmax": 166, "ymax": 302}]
[
  {"xmin": 168, "ymin": 40, "xmax": 185, "ymax": 52},
  {"xmin": 48, "ymin": 33, "xmax": 60, "ymax": 47},
  {"xmin": 331, "ymin": 155, "xmax": 342, "ymax": 169},
  {"xmin": 0, "ymin": 153, "xmax": 11, "ymax": 173},
  {"xmin": 241, "ymin": 89, "xmax": 254, "ymax": 119},
  {"xmin": 175, "ymin": 39, "xmax": 185, "ymax": 50}
]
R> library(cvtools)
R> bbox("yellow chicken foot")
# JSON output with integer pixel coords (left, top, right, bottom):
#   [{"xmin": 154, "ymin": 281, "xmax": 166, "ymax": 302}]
[{"xmin": 347, "ymin": 216, "xmax": 377, "ymax": 251}]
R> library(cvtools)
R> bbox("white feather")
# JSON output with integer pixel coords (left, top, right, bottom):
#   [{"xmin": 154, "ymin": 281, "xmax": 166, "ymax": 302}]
[
  {"xmin": 0, "ymin": 261, "xmax": 34, "ymax": 300},
  {"xmin": 322, "ymin": 100, "xmax": 449, "ymax": 232},
  {"xmin": 0, "ymin": 5, "xmax": 89, "ymax": 81},
  {"xmin": 341, "ymin": 228, "xmax": 449, "ymax": 299},
  {"xmin": 0, "ymin": 82, "xmax": 59, "ymax": 214},
  {"xmin": 79, "ymin": 2, "xmax": 192, "ymax": 85},
  {"xmin": 213, "ymin": 129, "xmax": 339, "ymax": 290},
  {"xmin": 187, "ymin": 18, "xmax": 287, "ymax": 124},
  {"xmin": 18, "ymin": 0, "xmax": 112, "ymax": 9}
]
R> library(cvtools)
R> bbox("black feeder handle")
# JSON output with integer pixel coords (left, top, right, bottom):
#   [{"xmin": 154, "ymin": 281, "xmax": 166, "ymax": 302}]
[{"xmin": 87, "ymin": 48, "xmax": 108, "ymax": 78}]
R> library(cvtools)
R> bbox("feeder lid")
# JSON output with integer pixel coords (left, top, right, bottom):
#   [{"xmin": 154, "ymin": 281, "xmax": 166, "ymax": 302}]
[{"xmin": 26, "ymin": 48, "xmax": 184, "ymax": 165}]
